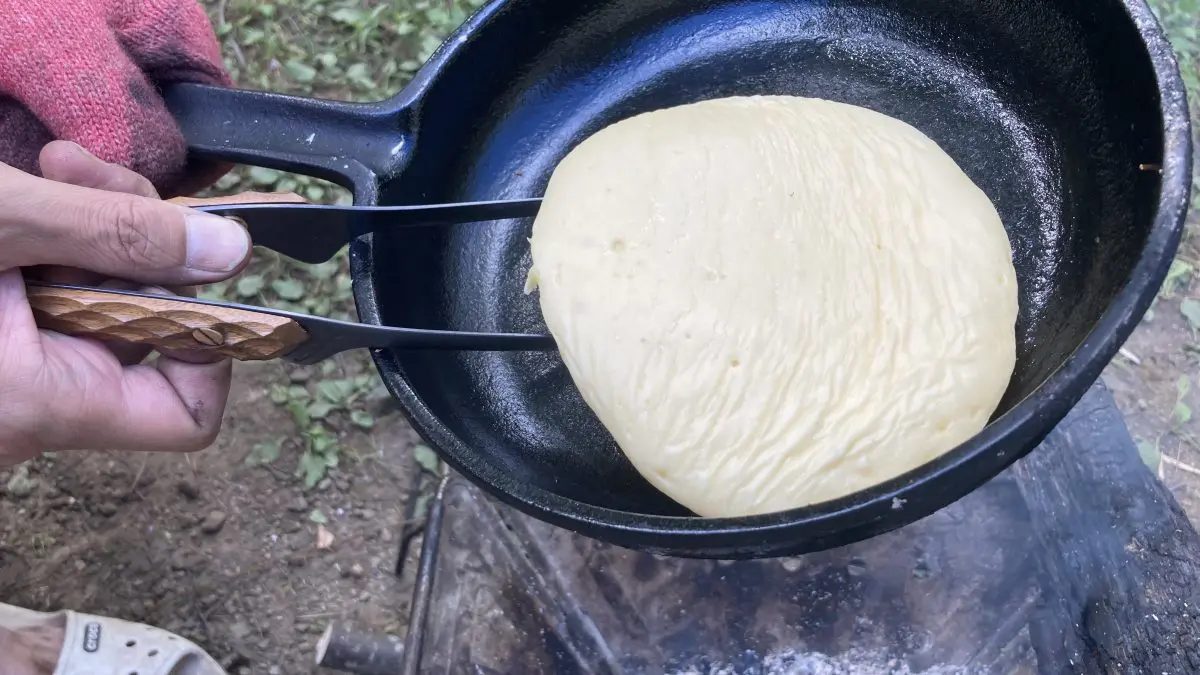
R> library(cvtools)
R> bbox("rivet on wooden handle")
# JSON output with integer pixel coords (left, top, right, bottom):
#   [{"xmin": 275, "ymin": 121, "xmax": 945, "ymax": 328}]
[{"xmin": 26, "ymin": 285, "xmax": 309, "ymax": 362}]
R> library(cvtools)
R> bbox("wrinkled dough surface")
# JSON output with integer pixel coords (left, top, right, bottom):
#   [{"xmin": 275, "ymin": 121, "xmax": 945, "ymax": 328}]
[{"xmin": 527, "ymin": 96, "xmax": 1018, "ymax": 517}]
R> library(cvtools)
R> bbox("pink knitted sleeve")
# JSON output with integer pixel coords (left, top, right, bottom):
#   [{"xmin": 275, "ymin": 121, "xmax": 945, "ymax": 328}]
[{"xmin": 0, "ymin": 0, "xmax": 232, "ymax": 197}]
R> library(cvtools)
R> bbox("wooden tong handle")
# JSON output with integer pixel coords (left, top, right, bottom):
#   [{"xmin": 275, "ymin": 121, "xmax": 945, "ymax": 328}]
[
  {"xmin": 27, "ymin": 285, "xmax": 309, "ymax": 361},
  {"xmin": 169, "ymin": 190, "xmax": 307, "ymax": 208},
  {"xmin": 28, "ymin": 192, "xmax": 311, "ymax": 361}
]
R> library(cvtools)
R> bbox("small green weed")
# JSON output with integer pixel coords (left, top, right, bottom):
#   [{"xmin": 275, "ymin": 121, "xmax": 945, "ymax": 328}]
[{"xmin": 253, "ymin": 364, "xmax": 385, "ymax": 488}]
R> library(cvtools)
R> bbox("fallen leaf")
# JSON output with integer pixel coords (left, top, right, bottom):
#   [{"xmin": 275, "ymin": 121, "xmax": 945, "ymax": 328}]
[
  {"xmin": 5, "ymin": 465, "xmax": 37, "ymax": 498},
  {"xmin": 316, "ymin": 524, "xmax": 335, "ymax": 550}
]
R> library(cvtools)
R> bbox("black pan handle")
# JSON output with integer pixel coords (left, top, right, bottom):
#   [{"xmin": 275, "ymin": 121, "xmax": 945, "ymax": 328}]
[{"xmin": 163, "ymin": 82, "xmax": 411, "ymax": 202}]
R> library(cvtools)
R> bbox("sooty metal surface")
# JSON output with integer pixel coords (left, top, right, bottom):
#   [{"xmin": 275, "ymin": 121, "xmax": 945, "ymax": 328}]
[
  {"xmin": 168, "ymin": 0, "xmax": 1188, "ymax": 556},
  {"xmin": 365, "ymin": 0, "xmax": 1172, "ymax": 531}
]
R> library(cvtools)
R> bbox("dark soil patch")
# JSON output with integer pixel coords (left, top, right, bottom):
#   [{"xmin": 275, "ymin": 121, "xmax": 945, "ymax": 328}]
[{"xmin": 0, "ymin": 360, "xmax": 425, "ymax": 673}]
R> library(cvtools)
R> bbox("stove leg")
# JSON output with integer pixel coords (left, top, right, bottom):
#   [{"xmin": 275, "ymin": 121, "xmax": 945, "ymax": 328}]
[
  {"xmin": 394, "ymin": 452, "xmax": 432, "ymax": 577},
  {"xmin": 1016, "ymin": 380, "xmax": 1200, "ymax": 673},
  {"xmin": 399, "ymin": 473, "xmax": 449, "ymax": 675},
  {"xmin": 315, "ymin": 622, "xmax": 404, "ymax": 675}
]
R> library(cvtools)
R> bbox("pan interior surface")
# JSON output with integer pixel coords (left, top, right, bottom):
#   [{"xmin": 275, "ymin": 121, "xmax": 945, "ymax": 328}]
[{"xmin": 370, "ymin": 0, "xmax": 1166, "ymax": 518}]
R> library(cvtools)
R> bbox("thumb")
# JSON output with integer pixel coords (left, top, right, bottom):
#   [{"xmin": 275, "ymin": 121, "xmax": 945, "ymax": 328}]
[{"xmin": 0, "ymin": 163, "xmax": 250, "ymax": 285}]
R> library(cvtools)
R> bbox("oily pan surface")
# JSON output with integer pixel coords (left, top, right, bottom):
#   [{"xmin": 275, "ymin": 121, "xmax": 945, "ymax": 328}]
[{"xmin": 369, "ymin": 0, "xmax": 1161, "ymax": 518}]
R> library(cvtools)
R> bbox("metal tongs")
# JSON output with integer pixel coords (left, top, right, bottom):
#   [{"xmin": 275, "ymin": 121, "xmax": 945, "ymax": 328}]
[{"xmin": 26, "ymin": 194, "xmax": 553, "ymax": 365}]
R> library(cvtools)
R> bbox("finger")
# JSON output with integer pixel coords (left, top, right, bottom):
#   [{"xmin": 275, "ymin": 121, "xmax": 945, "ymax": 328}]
[
  {"xmin": 0, "ymin": 163, "xmax": 250, "ymax": 284},
  {"xmin": 0, "ymin": 268, "xmax": 40, "ymax": 368},
  {"xmin": 31, "ymin": 336, "xmax": 233, "ymax": 454},
  {"xmin": 104, "ymin": 342, "xmax": 153, "ymax": 367},
  {"xmin": 26, "ymin": 267, "xmax": 195, "ymax": 301},
  {"xmin": 0, "ymin": 269, "xmax": 45, "ymax": 465},
  {"xmin": 24, "ymin": 266, "xmax": 104, "ymax": 287},
  {"xmin": 156, "ymin": 344, "xmax": 227, "ymax": 366},
  {"xmin": 39, "ymin": 141, "xmax": 159, "ymax": 198},
  {"xmin": 28, "ymin": 143, "xmax": 160, "ymax": 293},
  {"xmin": 0, "ymin": 242, "xmax": 229, "ymax": 460},
  {"xmin": 111, "ymin": 356, "xmax": 233, "ymax": 452},
  {"xmin": 63, "ymin": 359, "xmax": 231, "ymax": 453}
]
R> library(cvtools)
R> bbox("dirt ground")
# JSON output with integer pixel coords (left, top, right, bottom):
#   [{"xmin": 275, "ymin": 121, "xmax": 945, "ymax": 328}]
[
  {"xmin": 1104, "ymin": 254, "xmax": 1200, "ymax": 518},
  {"xmin": 0, "ymin": 354, "xmax": 427, "ymax": 673},
  {"xmin": 1, "ymin": 1, "xmax": 1198, "ymax": 673}
]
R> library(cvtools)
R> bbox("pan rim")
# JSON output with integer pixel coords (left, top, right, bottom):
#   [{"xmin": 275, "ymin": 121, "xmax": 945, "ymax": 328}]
[{"xmin": 355, "ymin": 0, "xmax": 1193, "ymax": 556}]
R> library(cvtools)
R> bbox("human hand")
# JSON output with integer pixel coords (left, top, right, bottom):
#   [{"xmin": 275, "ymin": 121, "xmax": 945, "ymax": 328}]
[
  {"xmin": 0, "ymin": 0, "xmax": 230, "ymax": 198},
  {"xmin": 0, "ymin": 141, "xmax": 252, "ymax": 466}
]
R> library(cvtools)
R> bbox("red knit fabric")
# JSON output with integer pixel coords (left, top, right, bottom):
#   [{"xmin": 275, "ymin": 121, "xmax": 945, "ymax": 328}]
[{"xmin": 0, "ymin": 0, "xmax": 232, "ymax": 197}]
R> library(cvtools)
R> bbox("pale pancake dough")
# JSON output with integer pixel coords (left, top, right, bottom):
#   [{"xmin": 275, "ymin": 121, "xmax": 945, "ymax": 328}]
[{"xmin": 526, "ymin": 96, "xmax": 1018, "ymax": 517}]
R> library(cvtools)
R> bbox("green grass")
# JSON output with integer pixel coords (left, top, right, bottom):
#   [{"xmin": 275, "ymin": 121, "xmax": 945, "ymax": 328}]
[
  {"xmin": 1149, "ymin": 0, "xmax": 1200, "ymax": 226},
  {"xmin": 198, "ymin": 0, "xmax": 486, "ymax": 311},
  {"xmin": 1151, "ymin": 0, "xmax": 1200, "ymax": 104},
  {"xmin": 208, "ymin": 0, "xmax": 484, "ymax": 103},
  {"xmin": 1146, "ymin": 0, "xmax": 1200, "ymax": 329},
  {"xmin": 198, "ymin": 0, "xmax": 484, "ymax": 487}
]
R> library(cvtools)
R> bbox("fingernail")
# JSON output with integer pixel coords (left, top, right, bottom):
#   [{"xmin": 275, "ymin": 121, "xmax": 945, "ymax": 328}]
[
  {"xmin": 67, "ymin": 141, "xmax": 97, "ymax": 160},
  {"xmin": 185, "ymin": 213, "xmax": 250, "ymax": 273}
]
